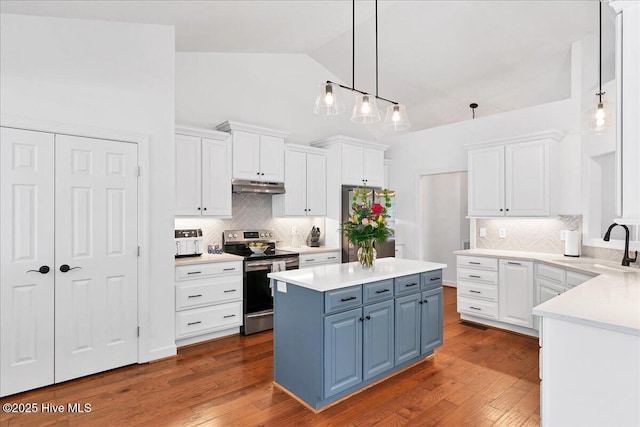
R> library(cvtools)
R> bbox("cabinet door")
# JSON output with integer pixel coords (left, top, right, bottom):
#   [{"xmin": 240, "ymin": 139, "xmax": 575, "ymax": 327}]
[
  {"xmin": 305, "ymin": 153, "xmax": 327, "ymax": 216},
  {"xmin": 505, "ymin": 140, "xmax": 549, "ymax": 216},
  {"xmin": 175, "ymin": 134, "xmax": 202, "ymax": 215},
  {"xmin": 202, "ymin": 137, "xmax": 232, "ymax": 216},
  {"xmin": 341, "ymin": 144, "xmax": 364, "ymax": 186},
  {"xmin": 394, "ymin": 293, "xmax": 421, "ymax": 365},
  {"xmin": 421, "ymin": 288, "xmax": 443, "ymax": 355},
  {"xmin": 1, "ymin": 127, "xmax": 55, "ymax": 397},
  {"xmin": 281, "ymin": 149, "xmax": 307, "ymax": 216},
  {"xmin": 258, "ymin": 135, "xmax": 284, "ymax": 182},
  {"xmin": 363, "ymin": 148, "xmax": 384, "ymax": 188},
  {"xmin": 468, "ymin": 146, "xmax": 504, "ymax": 216},
  {"xmin": 539, "ymin": 284, "xmax": 562, "ymax": 305},
  {"xmin": 499, "ymin": 260, "xmax": 534, "ymax": 328},
  {"xmin": 232, "ymin": 131, "xmax": 261, "ymax": 180},
  {"xmin": 324, "ymin": 308, "xmax": 362, "ymax": 398},
  {"xmin": 363, "ymin": 300, "xmax": 394, "ymax": 380}
]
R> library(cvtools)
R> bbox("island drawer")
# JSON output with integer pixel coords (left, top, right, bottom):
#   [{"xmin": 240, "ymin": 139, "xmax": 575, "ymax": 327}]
[
  {"xmin": 175, "ymin": 301, "xmax": 242, "ymax": 338},
  {"xmin": 421, "ymin": 270, "xmax": 443, "ymax": 290},
  {"xmin": 457, "ymin": 268, "xmax": 498, "ymax": 285},
  {"xmin": 175, "ymin": 261, "xmax": 241, "ymax": 281},
  {"xmin": 363, "ymin": 279, "xmax": 394, "ymax": 303},
  {"xmin": 325, "ymin": 285, "xmax": 362, "ymax": 314},
  {"xmin": 457, "ymin": 255, "xmax": 498, "ymax": 271},
  {"xmin": 394, "ymin": 274, "xmax": 421, "ymax": 296},
  {"xmin": 536, "ymin": 263, "xmax": 565, "ymax": 284},
  {"xmin": 176, "ymin": 277, "xmax": 242, "ymax": 311},
  {"xmin": 458, "ymin": 296, "xmax": 498, "ymax": 319},
  {"xmin": 458, "ymin": 281, "xmax": 498, "ymax": 302}
]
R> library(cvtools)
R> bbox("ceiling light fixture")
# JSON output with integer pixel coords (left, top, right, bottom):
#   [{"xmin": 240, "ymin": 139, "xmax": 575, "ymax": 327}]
[
  {"xmin": 586, "ymin": 0, "xmax": 611, "ymax": 134},
  {"xmin": 313, "ymin": 0, "xmax": 410, "ymax": 131}
]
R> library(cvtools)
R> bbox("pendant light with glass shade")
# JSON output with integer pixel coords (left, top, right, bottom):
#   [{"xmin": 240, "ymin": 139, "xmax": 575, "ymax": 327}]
[
  {"xmin": 585, "ymin": 0, "xmax": 611, "ymax": 134},
  {"xmin": 313, "ymin": 0, "xmax": 410, "ymax": 131}
]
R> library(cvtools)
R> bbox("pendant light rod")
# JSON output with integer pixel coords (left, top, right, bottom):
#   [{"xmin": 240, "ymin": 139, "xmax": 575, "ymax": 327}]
[
  {"xmin": 375, "ymin": 0, "xmax": 379, "ymax": 98},
  {"xmin": 352, "ymin": 0, "xmax": 355, "ymax": 90},
  {"xmin": 598, "ymin": 0, "xmax": 603, "ymax": 102},
  {"xmin": 324, "ymin": 80, "xmax": 398, "ymax": 105}
]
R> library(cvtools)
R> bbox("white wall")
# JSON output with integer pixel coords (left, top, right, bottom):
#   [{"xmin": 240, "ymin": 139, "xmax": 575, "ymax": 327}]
[{"xmin": 0, "ymin": 14, "xmax": 176, "ymax": 362}]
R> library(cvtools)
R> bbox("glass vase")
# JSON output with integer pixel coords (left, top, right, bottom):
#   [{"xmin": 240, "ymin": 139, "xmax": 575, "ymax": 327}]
[{"xmin": 357, "ymin": 239, "xmax": 377, "ymax": 269}]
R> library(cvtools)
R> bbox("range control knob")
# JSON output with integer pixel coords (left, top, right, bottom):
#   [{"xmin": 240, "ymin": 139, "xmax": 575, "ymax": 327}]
[
  {"xmin": 267, "ymin": 233, "xmax": 272, "ymax": 237},
  {"xmin": 233, "ymin": 233, "xmax": 238, "ymax": 238},
  {"xmin": 260, "ymin": 233, "xmax": 265, "ymax": 237},
  {"xmin": 228, "ymin": 233, "xmax": 233, "ymax": 238}
]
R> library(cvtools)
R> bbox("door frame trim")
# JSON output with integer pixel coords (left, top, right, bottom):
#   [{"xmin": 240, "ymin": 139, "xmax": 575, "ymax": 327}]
[{"xmin": 1, "ymin": 113, "xmax": 155, "ymax": 364}]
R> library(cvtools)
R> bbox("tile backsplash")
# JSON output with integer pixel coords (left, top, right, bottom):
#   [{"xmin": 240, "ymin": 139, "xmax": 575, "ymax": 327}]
[
  {"xmin": 175, "ymin": 193, "xmax": 323, "ymax": 247},
  {"xmin": 475, "ymin": 215, "xmax": 638, "ymax": 267}
]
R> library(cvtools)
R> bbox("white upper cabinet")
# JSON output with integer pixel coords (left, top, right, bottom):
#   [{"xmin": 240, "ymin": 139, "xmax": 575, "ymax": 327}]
[
  {"xmin": 216, "ymin": 121, "xmax": 289, "ymax": 183},
  {"xmin": 362, "ymin": 148, "xmax": 385, "ymax": 188},
  {"xmin": 273, "ymin": 145, "xmax": 327, "ymax": 217},
  {"xmin": 384, "ymin": 159, "xmax": 391, "ymax": 189},
  {"xmin": 175, "ymin": 126, "xmax": 232, "ymax": 217},
  {"xmin": 339, "ymin": 143, "xmax": 385, "ymax": 188},
  {"xmin": 467, "ymin": 131, "xmax": 563, "ymax": 217}
]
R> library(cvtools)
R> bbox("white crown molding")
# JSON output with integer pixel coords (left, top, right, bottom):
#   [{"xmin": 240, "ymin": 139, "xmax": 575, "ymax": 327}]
[
  {"xmin": 175, "ymin": 125, "xmax": 230, "ymax": 140},
  {"xmin": 609, "ymin": 1, "xmax": 640, "ymax": 14},
  {"xmin": 215, "ymin": 120, "xmax": 290, "ymax": 139},
  {"xmin": 310, "ymin": 135, "xmax": 390, "ymax": 151},
  {"xmin": 463, "ymin": 129, "xmax": 566, "ymax": 149},
  {"xmin": 284, "ymin": 142, "xmax": 327, "ymax": 155}
]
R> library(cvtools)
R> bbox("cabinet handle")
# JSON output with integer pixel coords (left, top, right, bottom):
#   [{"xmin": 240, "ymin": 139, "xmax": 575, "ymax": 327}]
[
  {"xmin": 223, "ymin": 268, "xmax": 236, "ymax": 271},
  {"xmin": 306, "ymin": 259, "xmax": 315, "ymax": 262},
  {"xmin": 341, "ymin": 296, "xmax": 357, "ymax": 302},
  {"xmin": 406, "ymin": 283, "xmax": 418, "ymax": 287},
  {"xmin": 223, "ymin": 314, "xmax": 236, "ymax": 319},
  {"xmin": 469, "ymin": 306, "xmax": 482, "ymax": 311},
  {"xmin": 375, "ymin": 289, "xmax": 389, "ymax": 294},
  {"xmin": 469, "ymin": 262, "xmax": 481, "ymax": 265},
  {"xmin": 187, "ymin": 321, "xmax": 202, "ymax": 326},
  {"xmin": 469, "ymin": 275, "xmax": 481, "ymax": 278},
  {"xmin": 188, "ymin": 294, "xmax": 203, "ymax": 298},
  {"xmin": 430, "ymin": 277, "xmax": 441, "ymax": 281},
  {"xmin": 365, "ymin": 315, "xmax": 371, "ymax": 320},
  {"xmin": 223, "ymin": 289, "xmax": 236, "ymax": 293},
  {"xmin": 327, "ymin": 256, "xmax": 337, "ymax": 260},
  {"xmin": 507, "ymin": 261, "xmax": 521, "ymax": 265},
  {"xmin": 469, "ymin": 290, "xmax": 481, "ymax": 294},
  {"xmin": 187, "ymin": 271, "xmax": 202, "ymax": 275}
]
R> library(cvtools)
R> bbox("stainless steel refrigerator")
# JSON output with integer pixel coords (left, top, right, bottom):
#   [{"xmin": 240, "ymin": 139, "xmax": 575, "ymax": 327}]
[{"xmin": 341, "ymin": 186, "xmax": 396, "ymax": 263}]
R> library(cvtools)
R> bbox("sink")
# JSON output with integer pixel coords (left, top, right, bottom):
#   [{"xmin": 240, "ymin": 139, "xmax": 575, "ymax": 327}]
[{"xmin": 552, "ymin": 259, "xmax": 634, "ymax": 274}]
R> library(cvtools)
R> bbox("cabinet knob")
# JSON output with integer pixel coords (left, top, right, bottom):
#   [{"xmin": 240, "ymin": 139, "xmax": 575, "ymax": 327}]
[
  {"xmin": 506, "ymin": 208, "xmax": 510, "ymax": 212},
  {"xmin": 365, "ymin": 315, "xmax": 371, "ymax": 320},
  {"xmin": 261, "ymin": 172, "xmax": 265, "ymax": 176},
  {"xmin": 419, "ymin": 301, "xmax": 424, "ymax": 305},
  {"xmin": 203, "ymin": 207, "xmax": 207, "ymax": 211},
  {"xmin": 197, "ymin": 207, "xmax": 201, "ymax": 210},
  {"xmin": 499, "ymin": 208, "xmax": 503, "ymax": 212},
  {"xmin": 359, "ymin": 317, "xmax": 364, "ymax": 322}
]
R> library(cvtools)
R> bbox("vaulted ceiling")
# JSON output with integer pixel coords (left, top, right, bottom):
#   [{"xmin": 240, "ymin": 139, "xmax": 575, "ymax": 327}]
[{"xmin": 1, "ymin": 0, "xmax": 616, "ymax": 138}]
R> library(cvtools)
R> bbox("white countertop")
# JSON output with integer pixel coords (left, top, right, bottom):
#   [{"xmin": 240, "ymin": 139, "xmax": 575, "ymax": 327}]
[
  {"xmin": 278, "ymin": 246, "xmax": 340, "ymax": 255},
  {"xmin": 454, "ymin": 249, "xmax": 640, "ymax": 336},
  {"xmin": 267, "ymin": 257, "xmax": 446, "ymax": 292},
  {"xmin": 175, "ymin": 253, "xmax": 244, "ymax": 266}
]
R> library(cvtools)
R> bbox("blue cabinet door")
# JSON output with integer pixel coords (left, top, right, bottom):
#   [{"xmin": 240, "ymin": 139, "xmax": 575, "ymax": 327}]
[
  {"xmin": 324, "ymin": 308, "xmax": 363, "ymax": 398},
  {"xmin": 394, "ymin": 293, "xmax": 421, "ymax": 365},
  {"xmin": 363, "ymin": 300, "xmax": 394, "ymax": 381},
  {"xmin": 421, "ymin": 288, "xmax": 443, "ymax": 355}
]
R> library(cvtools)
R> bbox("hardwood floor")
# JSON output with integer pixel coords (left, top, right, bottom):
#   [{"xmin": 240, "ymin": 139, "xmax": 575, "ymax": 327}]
[{"xmin": 0, "ymin": 287, "xmax": 540, "ymax": 426}]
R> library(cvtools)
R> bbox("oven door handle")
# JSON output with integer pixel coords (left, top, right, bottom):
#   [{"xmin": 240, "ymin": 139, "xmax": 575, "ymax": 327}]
[
  {"xmin": 245, "ymin": 258, "xmax": 299, "ymax": 272},
  {"xmin": 246, "ymin": 311, "xmax": 274, "ymax": 319}
]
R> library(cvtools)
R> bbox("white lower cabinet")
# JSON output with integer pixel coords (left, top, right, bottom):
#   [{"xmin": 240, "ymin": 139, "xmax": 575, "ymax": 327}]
[
  {"xmin": 175, "ymin": 260, "xmax": 243, "ymax": 346},
  {"xmin": 498, "ymin": 259, "xmax": 534, "ymax": 328},
  {"xmin": 299, "ymin": 251, "xmax": 340, "ymax": 268},
  {"xmin": 457, "ymin": 256, "xmax": 499, "ymax": 320}
]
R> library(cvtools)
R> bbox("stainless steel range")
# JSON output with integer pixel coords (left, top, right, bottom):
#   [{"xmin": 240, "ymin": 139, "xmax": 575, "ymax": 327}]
[{"xmin": 223, "ymin": 229, "xmax": 299, "ymax": 335}]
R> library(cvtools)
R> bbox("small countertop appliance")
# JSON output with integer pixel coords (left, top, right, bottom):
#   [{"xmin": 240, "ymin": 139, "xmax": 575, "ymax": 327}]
[
  {"xmin": 175, "ymin": 229, "xmax": 204, "ymax": 257},
  {"xmin": 308, "ymin": 226, "xmax": 321, "ymax": 247}
]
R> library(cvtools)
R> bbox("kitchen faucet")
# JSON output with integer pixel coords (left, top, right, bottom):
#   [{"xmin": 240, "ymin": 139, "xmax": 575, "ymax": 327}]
[{"xmin": 603, "ymin": 223, "xmax": 638, "ymax": 267}]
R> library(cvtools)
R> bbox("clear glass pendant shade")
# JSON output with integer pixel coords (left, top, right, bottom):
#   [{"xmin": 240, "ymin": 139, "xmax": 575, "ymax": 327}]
[
  {"xmin": 583, "ymin": 93, "xmax": 612, "ymax": 135},
  {"xmin": 313, "ymin": 82, "xmax": 345, "ymax": 116},
  {"xmin": 351, "ymin": 94, "xmax": 381, "ymax": 124},
  {"xmin": 383, "ymin": 104, "xmax": 411, "ymax": 131}
]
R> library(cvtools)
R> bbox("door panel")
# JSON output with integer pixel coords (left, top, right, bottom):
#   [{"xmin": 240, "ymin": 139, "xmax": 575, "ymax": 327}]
[
  {"xmin": 305, "ymin": 153, "xmax": 327, "ymax": 216},
  {"xmin": 1, "ymin": 127, "xmax": 55, "ymax": 397},
  {"xmin": 505, "ymin": 141, "xmax": 549, "ymax": 216},
  {"xmin": 175, "ymin": 134, "xmax": 201, "ymax": 215},
  {"xmin": 394, "ymin": 293, "xmax": 421, "ymax": 365},
  {"xmin": 499, "ymin": 260, "xmax": 534, "ymax": 328},
  {"xmin": 363, "ymin": 300, "xmax": 394, "ymax": 380},
  {"xmin": 283, "ymin": 150, "xmax": 307, "ymax": 215},
  {"xmin": 421, "ymin": 289, "xmax": 443, "ymax": 354},
  {"xmin": 54, "ymin": 134, "xmax": 138, "ymax": 383},
  {"xmin": 324, "ymin": 308, "xmax": 362, "ymax": 398},
  {"xmin": 202, "ymin": 137, "xmax": 232, "ymax": 216},
  {"xmin": 258, "ymin": 135, "xmax": 284, "ymax": 182},
  {"xmin": 468, "ymin": 146, "xmax": 504, "ymax": 216},
  {"xmin": 232, "ymin": 131, "xmax": 260, "ymax": 180}
]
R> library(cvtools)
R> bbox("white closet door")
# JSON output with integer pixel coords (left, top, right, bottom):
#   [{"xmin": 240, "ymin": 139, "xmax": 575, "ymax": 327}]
[
  {"xmin": 54, "ymin": 135, "xmax": 138, "ymax": 383},
  {"xmin": 0, "ymin": 127, "xmax": 55, "ymax": 397}
]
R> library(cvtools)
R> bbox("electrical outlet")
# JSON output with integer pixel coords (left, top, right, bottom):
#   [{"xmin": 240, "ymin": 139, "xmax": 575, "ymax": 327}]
[
  {"xmin": 499, "ymin": 228, "xmax": 507, "ymax": 239},
  {"xmin": 479, "ymin": 228, "xmax": 487, "ymax": 238},
  {"xmin": 560, "ymin": 230, "xmax": 568, "ymax": 241}
]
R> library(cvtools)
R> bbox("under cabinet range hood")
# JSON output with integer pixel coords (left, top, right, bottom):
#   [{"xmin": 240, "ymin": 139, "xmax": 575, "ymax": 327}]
[{"xmin": 232, "ymin": 179, "xmax": 285, "ymax": 194}]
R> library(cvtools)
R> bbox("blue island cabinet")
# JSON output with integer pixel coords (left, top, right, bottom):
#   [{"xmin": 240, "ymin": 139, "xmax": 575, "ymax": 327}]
[{"xmin": 273, "ymin": 269, "xmax": 443, "ymax": 411}]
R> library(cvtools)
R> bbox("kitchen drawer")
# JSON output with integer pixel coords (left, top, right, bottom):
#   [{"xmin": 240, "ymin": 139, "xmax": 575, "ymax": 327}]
[
  {"xmin": 457, "ymin": 267, "xmax": 498, "ymax": 285},
  {"xmin": 363, "ymin": 279, "xmax": 394, "ymax": 304},
  {"xmin": 325, "ymin": 285, "xmax": 362, "ymax": 314},
  {"xmin": 458, "ymin": 281, "xmax": 498, "ymax": 302},
  {"xmin": 175, "ymin": 301, "xmax": 242, "ymax": 338},
  {"xmin": 458, "ymin": 296, "xmax": 499, "ymax": 320},
  {"xmin": 536, "ymin": 263, "xmax": 566, "ymax": 284},
  {"xmin": 566, "ymin": 270, "xmax": 596, "ymax": 289},
  {"xmin": 176, "ymin": 276, "xmax": 242, "ymax": 311},
  {"xmin": 421, "ymin": 269, "xmax": 443, "ymax": 290},
  {"xmin": 299, "ymin": 251, "xmax": 340, "ymax": 268},
  {"xmin": 394, "ymin": 274, "xmax": 421, "ymax": 296},
  {"xmin": 457, "ymin": 255, "xmax": 498, "ymax": 271},
  {"xmin": 175, "ymin": 261, "xmax": 242, "ymax": 281}
]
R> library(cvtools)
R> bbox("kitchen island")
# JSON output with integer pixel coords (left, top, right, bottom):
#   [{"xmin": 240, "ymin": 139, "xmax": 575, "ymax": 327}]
[{"xmin": 267, "ymin": 258, "xmax": 446, "ymax": 411}]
